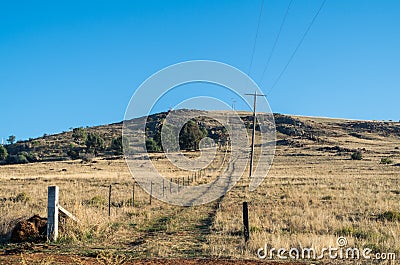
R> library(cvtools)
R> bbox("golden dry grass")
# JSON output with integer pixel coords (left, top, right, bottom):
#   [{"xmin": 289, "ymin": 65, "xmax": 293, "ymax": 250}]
[{"xmin": 0, "ymin": 115, "xmax": 399, "ymax": 264}]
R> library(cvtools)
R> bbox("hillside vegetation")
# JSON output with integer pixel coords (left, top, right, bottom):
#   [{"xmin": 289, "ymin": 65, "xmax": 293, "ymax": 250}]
[
  {"xmin": 1, "ymin": 110, "xmax": 399, "ymax": 165},
  {"xmin": 1, "ymin": 110, "xmax": 400, "ymax": 263}
]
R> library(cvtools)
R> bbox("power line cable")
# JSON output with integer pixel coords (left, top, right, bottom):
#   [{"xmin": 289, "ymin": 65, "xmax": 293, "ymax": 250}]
[
  {"xmin": 260, "ymin": 0, "xmax": 294, "ymax": 82},
  {"xmin": 248, "ymin": 0, "xmax": 265, "ymax": 74},
  {"xmin": 268, "ymin": 0, "xmax": 327, "ymax": 93}
]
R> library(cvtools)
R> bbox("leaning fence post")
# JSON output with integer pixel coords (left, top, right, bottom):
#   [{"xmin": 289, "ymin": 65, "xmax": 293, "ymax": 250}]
[
  {"xmin": 243, "ymin": 201, "xmax": 250, "ymax": 243},
  {"xmin": 47, "ymin": 186, "xmax": 59, "ymax": 242}
]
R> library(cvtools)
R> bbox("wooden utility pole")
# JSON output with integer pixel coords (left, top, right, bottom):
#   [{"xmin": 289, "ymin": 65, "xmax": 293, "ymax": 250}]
[{"xmin": 245, "ymin": 91, "xmax": 266, "ymax": 178}]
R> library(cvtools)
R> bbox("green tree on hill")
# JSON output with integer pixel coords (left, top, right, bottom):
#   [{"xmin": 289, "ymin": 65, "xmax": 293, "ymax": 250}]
[
  {"xmin": 179, "ymin": 120, "xmax": 207, "ymax": 151},
  {"xmin": 0, "ymin": 145, "xmax": 7, "ymax": 160},
  {"xmin": 72, "ymin": 127, "xmax": 87, "ymax": 145},
  {"xmin": 111, "ymin": 136, "xmax": 129, "ymax": 155},
  {"xmin": 153, "ymin": 122, "xmax": 179, "ymax": 152},
  {"xmin": 7, "ymin": 135, "xmax": 16, "ymax": 145},
  {"xmin": 85, "ymin": 132, "xmax": 105, "ymax": 155},
  {"xmin": 145, "ymin": 138, "xmax": 161, "ymax": 152}
]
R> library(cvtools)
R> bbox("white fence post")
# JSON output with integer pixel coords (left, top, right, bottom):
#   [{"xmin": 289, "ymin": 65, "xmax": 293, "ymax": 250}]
[{"xmin": 47, "ymin": 186, "xmax": 59, "ymax": 241}]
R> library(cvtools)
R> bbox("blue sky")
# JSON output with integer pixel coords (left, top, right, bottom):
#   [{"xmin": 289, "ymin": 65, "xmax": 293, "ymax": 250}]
[{"xmin": 1, "ymin": 0, "xmax": 399, "ymax": 141}]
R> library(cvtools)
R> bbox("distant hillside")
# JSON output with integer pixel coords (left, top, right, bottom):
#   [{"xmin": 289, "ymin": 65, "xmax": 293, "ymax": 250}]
[{"xmin": 1, "ymin": 110, "xmax": 400, "ymax": 164}]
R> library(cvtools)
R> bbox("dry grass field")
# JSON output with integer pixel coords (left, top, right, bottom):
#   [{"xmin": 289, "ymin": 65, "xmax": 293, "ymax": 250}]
[{"xmin": 0, "ymin": 114, "xmax": 399, "ymax": 264}]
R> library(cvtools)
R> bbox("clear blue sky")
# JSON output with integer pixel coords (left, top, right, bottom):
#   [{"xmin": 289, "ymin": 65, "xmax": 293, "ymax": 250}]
[{"xmin": 1, "ymin": 0, "xmax": 399, "ymax": 141}]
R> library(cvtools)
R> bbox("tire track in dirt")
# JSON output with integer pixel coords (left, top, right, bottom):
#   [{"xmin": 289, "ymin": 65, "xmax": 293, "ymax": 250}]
[{"xmin": 126, "ymin": 157, "xmax": 241, "ymax": 258}]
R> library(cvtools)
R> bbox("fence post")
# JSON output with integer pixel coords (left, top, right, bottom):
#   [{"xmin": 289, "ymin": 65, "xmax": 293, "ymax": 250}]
[
  {"xmin": 132, "ymin": 183, "xmax": 135, "ymax": 207},
  {"xmin": 47, "ymin": 186, "xmax": 59, "ymax": 242},
  {"xmin": 243, "ymin": 201, "xmax": 250, "ymax": 243},
  {"xmin": 162, "ymin": 178, "xmax": 165, "ymax": 197},
  {"xmin": 150, "ymin": 181, "xmax": 153, "ymax": 205},
  {"xmin": 108, "ymin": 185, "xmax": 112, "ymax": 217},
  {"xmin": 170, "ymin": 178, "xmax": 172, "ymax": 193}
]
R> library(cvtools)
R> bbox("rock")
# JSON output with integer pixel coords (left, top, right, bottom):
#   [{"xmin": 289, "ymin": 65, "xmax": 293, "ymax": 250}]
[{"xmin": 10, "ymin": 215, "xmax": 47, "ymax": 242}]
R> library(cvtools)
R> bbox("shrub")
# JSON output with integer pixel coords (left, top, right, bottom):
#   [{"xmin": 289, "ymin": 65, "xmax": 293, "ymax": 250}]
[
  {"xmin": 0, "ymin": 145, "xmax": 7, "ymax": 160},
  {"xmin": 321, "ymin": 195, "xmax": 333, "ymax": 201},
  {"xmin": 81, "ymin": 153, "xmax": 95, "ymax": 162},
  {"xmin": 380, "ymin": 157, "xmax": 394, "ymax": 164},
  {"xmin": 19, "ymin": 151, "xmax": 39, "ymax": 162},
  {"xmin": 377, "ymin": 211, "xmax": 400, "ymax": 222},
  {"xmin": 11, "ymin": 192, "xmax": 30, "ymax": 203},
  {"xmin": 67, "ymin": 144, "xmax": 80, "ymax": 160},
  {"xmin": 83, "ymin": 196, "xmax": 106, "ymax": 206},
  {"xmin": 351, "ymin": 151, "xmax": 363, "ymax": 160},
  {"xmin": 17, "ymin": 154, "xmax": 29, "ymax": 164},
  {"xmin": 335, "ymin": 226, "xmax": 372, "ymax": 239}
]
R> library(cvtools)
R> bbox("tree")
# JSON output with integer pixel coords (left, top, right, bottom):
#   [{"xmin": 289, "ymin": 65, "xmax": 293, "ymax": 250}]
[
  {"xmin": 67, "ymin": 144, "xmax": 81, "ymax": 160},
  {"xmin": 72, "ymin": 127, "xmax": 87, "ymax": 145},
  {"xmin": 7, "ymin": 135, "xmax": 16, "ymax": 145},
  {"xmin": 6, "ymin": 153, "xmax": 29, "ymax": 164},
  {"xmin": 153, "ymin": 122, "xmax": 179, "ymax": 152},
  {"xmin": 145, "ymin": 138, "xmax": 161, "ymax": 152},
  {"xmin": 111, "ymin": 136, "xmax": 129, "ymax": 155},
  {"xmin": 179, "ymin": 120, "xmax": 207, "ymax": 151},
  {"xmin": 85, "ymin": 132, "xmax": 105, "ymax": 155},
  {"xmin": 0, "ymin": 145, "xmax": 7, "ymax": 160}
]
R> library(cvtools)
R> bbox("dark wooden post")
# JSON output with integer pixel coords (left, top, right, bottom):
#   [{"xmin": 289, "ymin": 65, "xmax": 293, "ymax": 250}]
[
  {"xmin": 150, "ymin": 181, "xmax": 153, "ymax": 205},
  {"xmin": 132, "ymin": 183, "xmax": 135, "ymax": 207},
  {"xmin": 243, "ymin": 201, "xmax": 250, "ymax": 243},
  {"xmin": 162, "ymin": 178, "xmax": 165, "ymax": 197},
  {"xmin": 108, "ymin": 185, "xmax": 112, "ymax": 217},
  {"xmin": 170, "ymin": 178, "xmax": 172, "ymax": 193}
]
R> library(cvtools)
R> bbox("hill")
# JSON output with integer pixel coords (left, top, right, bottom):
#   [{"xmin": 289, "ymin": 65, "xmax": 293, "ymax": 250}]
[
  {"xmin": 2, "ymin": 110, "xmax": 400, "ymax": 165},
  {"xmin": 1, "ymin": 110, "xmax": 400, "ymax": 263}
]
